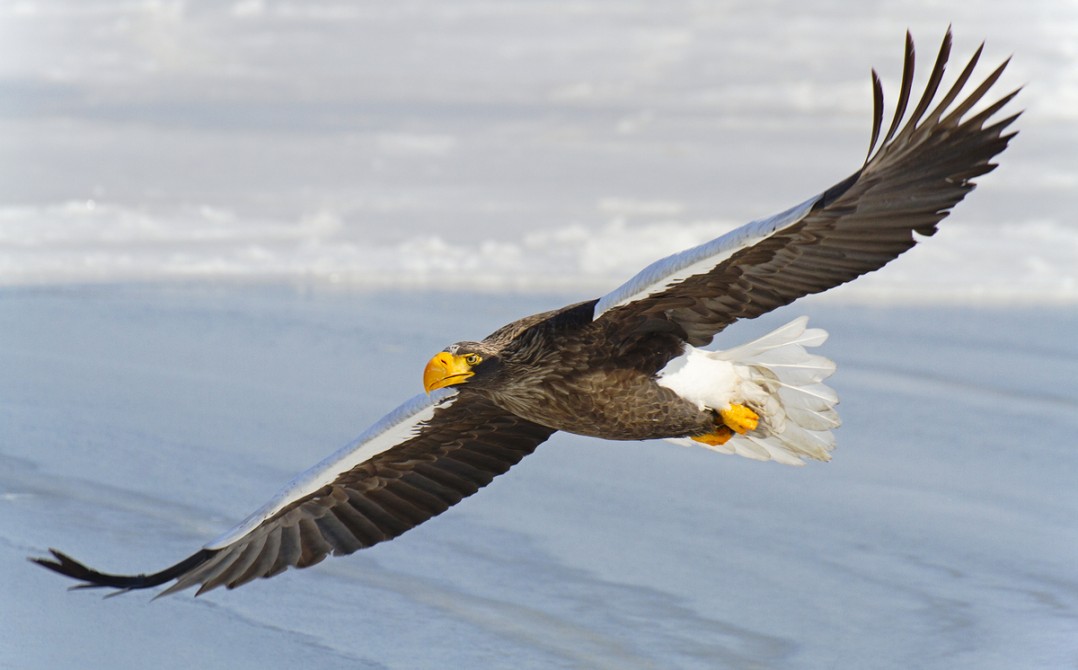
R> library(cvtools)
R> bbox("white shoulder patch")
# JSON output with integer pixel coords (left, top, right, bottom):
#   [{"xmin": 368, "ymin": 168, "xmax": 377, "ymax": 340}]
[
  {"xmin": 594, "ymin": 194, "xmax": 820, "ymax": 318},
  {"xmin": 205, "ymin": 388, "xmax": 458, "ymax": 551}
]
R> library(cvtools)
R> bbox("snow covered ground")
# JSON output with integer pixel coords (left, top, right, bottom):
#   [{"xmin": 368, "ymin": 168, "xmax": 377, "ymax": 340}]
[
  {"xmin": 3, "ymin": 287, "xmax": 1077, "ymax": 669},
  {"xmin": 2, "ymin": 1, "xmax": 1077, "ymax": 668}
]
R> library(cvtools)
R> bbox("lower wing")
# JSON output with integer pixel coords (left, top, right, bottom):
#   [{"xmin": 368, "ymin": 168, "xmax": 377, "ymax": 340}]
[{"xmin": 32, "ymin": 390, "xmax": 556, "ymax": 597}]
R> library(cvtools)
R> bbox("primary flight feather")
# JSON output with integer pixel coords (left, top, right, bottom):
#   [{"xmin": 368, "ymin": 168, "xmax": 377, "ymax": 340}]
[{"xmin": 33, "ymin": 29, "xmax": 1019, "ymax": 596}]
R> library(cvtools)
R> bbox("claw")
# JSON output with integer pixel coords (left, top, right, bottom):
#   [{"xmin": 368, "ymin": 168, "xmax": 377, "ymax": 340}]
[
  {"xmin": 720, "ymin": 403, "xmax": 759, "ymax": 434},
  {"xmin": 691, "ymin": 425, "xmax": 735, "ymax": 446},
  {"xmin": 690, "ymin": 403, "xmax": 759, "ymax": 446}
]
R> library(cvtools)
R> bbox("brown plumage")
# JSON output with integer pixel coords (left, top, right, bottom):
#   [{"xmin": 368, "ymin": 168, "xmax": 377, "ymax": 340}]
[{"xmin": 32, "ymin": 30, "xmax": 1019, "ymax": 597}]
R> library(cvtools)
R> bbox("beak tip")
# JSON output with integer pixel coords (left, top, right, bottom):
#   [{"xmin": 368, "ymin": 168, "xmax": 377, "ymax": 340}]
[{"xmin": 422, "ymin": 351, "xmax": 472, "ymax": 393}]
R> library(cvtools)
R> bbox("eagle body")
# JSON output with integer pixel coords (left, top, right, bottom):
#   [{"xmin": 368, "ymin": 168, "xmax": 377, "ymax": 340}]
[
  {"xmin": 458, "ymin": 299, "xmax": 713, "ymax": 441},
  {"xmin": 32, "ymin": 30, "xmax": 1021, "ymax": 597},
  {"xmin": 437, "ymin": 299, "xmax": 832, "ymax": 445}
]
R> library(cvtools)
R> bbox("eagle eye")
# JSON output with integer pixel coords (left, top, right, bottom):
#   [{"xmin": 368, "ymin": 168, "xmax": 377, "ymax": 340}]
[{"xmin": 464, "ymin": 354, "xmax": 482, "ymax": 366}]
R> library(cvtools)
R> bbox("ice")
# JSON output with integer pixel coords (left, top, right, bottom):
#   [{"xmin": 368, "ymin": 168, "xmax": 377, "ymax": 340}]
[{"xmin": 3, "ymin": 286, "xmax": 1077, "ymax": 669}]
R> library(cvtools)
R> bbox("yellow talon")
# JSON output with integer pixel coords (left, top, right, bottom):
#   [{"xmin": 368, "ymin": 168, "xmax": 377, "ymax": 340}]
[
  {"xmin": 719, "ymin": 403, "xmax": 759, "ymax": 434},
  {"xmin": 691, "ymin": 425, "xmax": 735, "ymax": 446},
  {"xmin": 690, "ymin": 404, "xmax": 759, "ymax": 446}
]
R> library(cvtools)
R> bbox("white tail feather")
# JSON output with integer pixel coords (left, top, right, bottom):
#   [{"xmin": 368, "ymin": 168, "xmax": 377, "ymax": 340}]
[{"xmin": 666, "ymin": 316, "xmax": 840, "ymax": 465}]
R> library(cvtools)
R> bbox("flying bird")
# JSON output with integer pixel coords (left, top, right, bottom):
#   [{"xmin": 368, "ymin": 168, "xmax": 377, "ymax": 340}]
[{"xmin": 33, "ymin": 30, "xmax": 1019, "ymax": 597}]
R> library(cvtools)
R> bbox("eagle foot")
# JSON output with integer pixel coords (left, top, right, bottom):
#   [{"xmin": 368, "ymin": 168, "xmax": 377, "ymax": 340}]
[
  {"xmin": 720, "ymin": 403, "xmax": 759, "ymax": 434},
  {"xmin": 690, "ymin": 404, "xmax": 759, "ymax": 446},
  {"xmin": 691, "ymin": 425, "xmax": 735, "ymax": 446}
]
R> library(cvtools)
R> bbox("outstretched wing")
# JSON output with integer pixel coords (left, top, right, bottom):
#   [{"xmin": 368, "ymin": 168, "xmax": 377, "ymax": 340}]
[
  {"xmin": 32, "ymin": 390, "xmax": 555, "ymax": 597},
  {"xmin": 593, "ymin": 30, "xmax": 1020, "ymax": 346}
]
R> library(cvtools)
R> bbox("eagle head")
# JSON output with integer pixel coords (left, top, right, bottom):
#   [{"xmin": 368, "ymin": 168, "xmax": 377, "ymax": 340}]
[{"xmin": 423, "ymin": 341, "xmax": 501, "ymax": 393}]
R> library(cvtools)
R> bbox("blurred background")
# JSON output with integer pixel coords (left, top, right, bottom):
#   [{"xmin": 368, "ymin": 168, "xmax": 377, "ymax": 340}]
[
  {"xmin": 1, "ymin": 0, "xmax": 1074, "ymax": 300},
  {"xmin": 4, "ymin": 4, "xmax": 1078, "ymax": 669}
]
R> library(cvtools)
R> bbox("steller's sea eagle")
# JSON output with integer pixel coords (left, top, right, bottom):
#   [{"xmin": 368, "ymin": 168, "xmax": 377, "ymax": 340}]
[{"xmin": 32, "ymin": 29, "xmax": 1020, "ymax": 597}]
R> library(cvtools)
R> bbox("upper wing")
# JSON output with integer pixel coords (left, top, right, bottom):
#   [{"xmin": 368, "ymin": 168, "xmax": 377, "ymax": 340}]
[
  {"xmin": 593, "ymin": 30, "xmax": 1020, "ymax": 346},
  {"xmin": 32, "ymin": 390, "xmax": 556, "ymax": 597}
]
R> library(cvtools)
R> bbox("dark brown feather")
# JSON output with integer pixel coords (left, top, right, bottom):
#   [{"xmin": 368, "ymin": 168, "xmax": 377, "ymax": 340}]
[
  {"xmin": 598, "ymin": 29, "xmax": 1020, "ymax": 346},
  {"xmin": 31, "ymin": 395, "xmax": 554, "ymax": 596}
]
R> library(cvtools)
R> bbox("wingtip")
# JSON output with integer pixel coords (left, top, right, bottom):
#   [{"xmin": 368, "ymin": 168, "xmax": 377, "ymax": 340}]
[
  {"xmin": 31, "ymin": 544, "xmax": 221, "ymax": 598},
  {"xmin": 29, "ymin": 547, "xmax": 74, "ymax": 573},
  {"xmin": 31, "ymin": 548, "xmax": 128, "ymax": 597}
]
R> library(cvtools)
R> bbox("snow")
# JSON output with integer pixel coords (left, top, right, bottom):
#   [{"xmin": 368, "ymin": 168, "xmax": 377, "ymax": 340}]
[{"xmin": 3, "ymin": 286, "xmax": 1077, "ymax": 669}]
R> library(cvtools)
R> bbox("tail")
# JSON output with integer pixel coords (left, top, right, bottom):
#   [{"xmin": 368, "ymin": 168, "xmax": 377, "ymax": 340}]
[{"xmin": 672, "ymin": 317, "xmax": 840, "ymax": 465}]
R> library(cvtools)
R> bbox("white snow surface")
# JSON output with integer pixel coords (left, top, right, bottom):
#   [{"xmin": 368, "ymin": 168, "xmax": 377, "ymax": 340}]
[
  {"xmin": 1, "ymin": 0, "xmax": 1076, "ymax": 303},
  {"xmin": 4, "ymin": 286, "xmax": 1077, "ymax": 669}
]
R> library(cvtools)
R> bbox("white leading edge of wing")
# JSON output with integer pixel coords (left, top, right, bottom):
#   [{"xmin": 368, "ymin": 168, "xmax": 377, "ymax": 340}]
[
  {"xmin": 593, "ymin": 194, "xmax": 821, "ymax": 318},
  {"xmin": 205, "ymin": 388, "xmax": 459, "ymax": 551}
]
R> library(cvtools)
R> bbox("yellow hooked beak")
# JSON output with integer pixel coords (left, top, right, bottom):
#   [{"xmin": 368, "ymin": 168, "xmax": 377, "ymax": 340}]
[{"xmin": 423, "ymin": 352, "xmax": 476, "ymax": 393}]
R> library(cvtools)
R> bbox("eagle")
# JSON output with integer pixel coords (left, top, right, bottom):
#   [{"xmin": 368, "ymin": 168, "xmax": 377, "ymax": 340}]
[{"xmin": 33, "ymin": 30, "xmax": 1019, "ymax": 597}]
